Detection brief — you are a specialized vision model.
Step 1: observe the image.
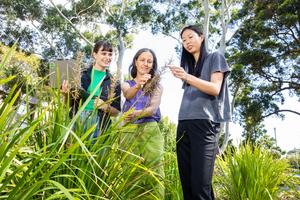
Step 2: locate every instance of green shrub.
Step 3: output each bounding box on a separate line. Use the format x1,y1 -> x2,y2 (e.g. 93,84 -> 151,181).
214,144 -> 290,200
0,47 -> 182,199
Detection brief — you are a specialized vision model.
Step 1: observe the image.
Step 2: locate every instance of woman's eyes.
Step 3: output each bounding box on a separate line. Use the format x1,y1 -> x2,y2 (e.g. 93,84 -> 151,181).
182,36 -> 194,42
99,52 -> 112,56
139,59 -> 153,64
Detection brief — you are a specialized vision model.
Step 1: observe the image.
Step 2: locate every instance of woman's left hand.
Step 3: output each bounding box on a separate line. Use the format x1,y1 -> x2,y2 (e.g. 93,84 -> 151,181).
168,65 -> 187,81
124,110 -> 141,122
94,98 -> 109,112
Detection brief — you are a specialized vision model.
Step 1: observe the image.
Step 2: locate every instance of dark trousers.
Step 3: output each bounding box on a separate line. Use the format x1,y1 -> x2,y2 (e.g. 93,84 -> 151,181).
176,119 -> 220,200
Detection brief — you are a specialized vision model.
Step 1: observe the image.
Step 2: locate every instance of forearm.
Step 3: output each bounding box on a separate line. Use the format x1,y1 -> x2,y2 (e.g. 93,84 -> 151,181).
136,86 -> 162,118
169,66 -> 223,96
98,104 -> 120,117
185,74 -> 221,96
123,84 -> 141,100
136,106 -> 158,118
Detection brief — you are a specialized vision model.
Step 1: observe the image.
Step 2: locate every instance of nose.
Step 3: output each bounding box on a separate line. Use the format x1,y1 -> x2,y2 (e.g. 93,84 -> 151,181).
185,39 -> 191,45
141,60 -> 149,65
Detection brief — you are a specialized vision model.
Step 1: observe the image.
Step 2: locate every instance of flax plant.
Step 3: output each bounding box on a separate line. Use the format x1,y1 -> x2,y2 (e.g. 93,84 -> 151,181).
0,47 -> 182,199
214,143 -> 290,200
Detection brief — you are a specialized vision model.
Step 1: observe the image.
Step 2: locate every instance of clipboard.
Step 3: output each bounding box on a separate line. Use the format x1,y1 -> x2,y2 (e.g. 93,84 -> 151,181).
49,59 -> 79,88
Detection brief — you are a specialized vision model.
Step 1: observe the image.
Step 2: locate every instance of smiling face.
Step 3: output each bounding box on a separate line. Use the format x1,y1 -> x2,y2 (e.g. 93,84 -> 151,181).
93,46 -> 113,70
135,51 -> 154,75
181,28 -> 204,57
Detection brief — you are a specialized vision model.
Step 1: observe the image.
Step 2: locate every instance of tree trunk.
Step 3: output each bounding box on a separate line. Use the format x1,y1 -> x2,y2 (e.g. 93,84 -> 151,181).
219,0 -> 227,54
201,0 -> 210,52
117,32 -> 124,80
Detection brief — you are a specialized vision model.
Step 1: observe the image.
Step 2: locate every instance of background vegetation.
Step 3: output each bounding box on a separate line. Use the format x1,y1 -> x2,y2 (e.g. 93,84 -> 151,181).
0,0 -> 299,199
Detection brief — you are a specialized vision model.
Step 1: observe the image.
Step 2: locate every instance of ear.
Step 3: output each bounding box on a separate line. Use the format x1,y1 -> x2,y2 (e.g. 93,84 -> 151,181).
200,35 -> 205,42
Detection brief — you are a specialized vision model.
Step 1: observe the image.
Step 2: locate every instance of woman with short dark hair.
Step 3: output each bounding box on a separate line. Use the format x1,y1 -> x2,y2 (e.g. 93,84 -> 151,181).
61,40 -> 121,140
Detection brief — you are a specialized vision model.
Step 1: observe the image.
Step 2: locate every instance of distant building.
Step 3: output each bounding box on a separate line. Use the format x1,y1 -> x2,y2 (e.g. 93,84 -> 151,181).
286,148 -> 300,158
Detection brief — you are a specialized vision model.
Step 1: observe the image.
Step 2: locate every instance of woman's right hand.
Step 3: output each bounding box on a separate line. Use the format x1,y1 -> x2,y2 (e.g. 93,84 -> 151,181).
168,65 -> 188,81
124,110 -> 142,122
136,74 -> 151,87
61,80 -> 69,95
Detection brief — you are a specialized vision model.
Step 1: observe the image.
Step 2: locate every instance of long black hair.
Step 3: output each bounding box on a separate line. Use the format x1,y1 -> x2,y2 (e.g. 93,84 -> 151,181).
180,25 -> 208,77
129,48 -> 158,78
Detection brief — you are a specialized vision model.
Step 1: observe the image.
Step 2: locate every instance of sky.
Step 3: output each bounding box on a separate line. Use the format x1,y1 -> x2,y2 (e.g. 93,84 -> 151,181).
118,30 -> 300,152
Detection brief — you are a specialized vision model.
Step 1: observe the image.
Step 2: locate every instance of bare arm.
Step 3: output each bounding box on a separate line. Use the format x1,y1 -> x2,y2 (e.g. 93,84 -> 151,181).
185,72 -> 224,96
106,105 -> 119,116
138,85 -> 163,117
125,85 -> 163,121
169,66 -> 224,96
122,74 -> 152,100
121,81 -> 141,100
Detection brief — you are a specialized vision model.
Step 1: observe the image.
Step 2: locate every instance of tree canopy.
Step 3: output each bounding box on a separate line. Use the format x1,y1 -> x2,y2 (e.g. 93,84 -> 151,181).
228,0 -> 300,142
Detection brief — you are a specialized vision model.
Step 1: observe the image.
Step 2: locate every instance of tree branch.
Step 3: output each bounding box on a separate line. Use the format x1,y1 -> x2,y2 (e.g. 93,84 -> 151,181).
262,109 -> 300,119
77,0 -> 98,16
30,20 -> 65,59
48,0 -> 93,46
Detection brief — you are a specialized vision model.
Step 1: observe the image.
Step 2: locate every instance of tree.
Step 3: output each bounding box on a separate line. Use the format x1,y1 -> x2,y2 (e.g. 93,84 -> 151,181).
45,0 -> 163,64
228,0 -> 300,143
0,42 -> 41,95
0,0 -> 39,49
148,0 -> 299,149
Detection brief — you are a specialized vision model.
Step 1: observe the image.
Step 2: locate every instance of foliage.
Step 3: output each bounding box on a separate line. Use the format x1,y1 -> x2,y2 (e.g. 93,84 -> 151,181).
279,151 -> 300,200
0,0 -> 160,60
214,143 -> 290,200
0,42 -> 41,97
0,47 -> 183,199
159,116 -> 177,152
279,168 -> 300,199
228,0 -> 300,142
256,134 -> 284,158
286,149 -> 300,169
0,86 -> 182,199
0,43 -> 40,69
159,117 -> 183,199
1,0 -> 299,148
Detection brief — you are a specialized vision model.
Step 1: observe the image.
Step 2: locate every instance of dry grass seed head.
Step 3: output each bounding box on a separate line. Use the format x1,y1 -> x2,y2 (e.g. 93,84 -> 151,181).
142,58 -> 172,96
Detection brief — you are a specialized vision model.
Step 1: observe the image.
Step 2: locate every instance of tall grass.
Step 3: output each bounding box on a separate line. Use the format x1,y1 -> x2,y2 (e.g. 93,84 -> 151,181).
214,144 -> 290,200
0,47 -> 182,199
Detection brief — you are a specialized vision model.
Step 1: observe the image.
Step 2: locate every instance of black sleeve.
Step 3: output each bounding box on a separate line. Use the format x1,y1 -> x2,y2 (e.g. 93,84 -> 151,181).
111,81 -> 121,111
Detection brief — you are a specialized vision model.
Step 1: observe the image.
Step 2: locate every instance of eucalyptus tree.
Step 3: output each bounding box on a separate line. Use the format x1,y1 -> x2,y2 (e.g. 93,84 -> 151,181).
0,0 -> 45,54
0,0 -> 83,59
228,0 -> 300,143
48,0 -> 160,74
